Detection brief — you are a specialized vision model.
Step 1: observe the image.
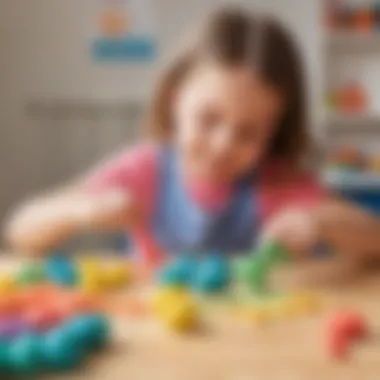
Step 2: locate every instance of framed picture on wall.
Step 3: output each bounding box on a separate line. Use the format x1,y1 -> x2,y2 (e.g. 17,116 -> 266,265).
91,0 -> 156,63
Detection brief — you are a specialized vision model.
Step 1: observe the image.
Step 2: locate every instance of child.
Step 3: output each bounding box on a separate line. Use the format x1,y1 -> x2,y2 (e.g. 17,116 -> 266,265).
5,9 -> 380,267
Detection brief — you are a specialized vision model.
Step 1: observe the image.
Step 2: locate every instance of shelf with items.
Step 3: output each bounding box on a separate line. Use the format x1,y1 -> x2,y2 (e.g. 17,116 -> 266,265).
325,0 -> 380,35
324,144 -> 380,190
323,1 -> 380,198
324,80 -> 371,130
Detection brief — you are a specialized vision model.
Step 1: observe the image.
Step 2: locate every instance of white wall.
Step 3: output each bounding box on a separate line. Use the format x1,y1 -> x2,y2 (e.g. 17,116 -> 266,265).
0,0 -> 322,225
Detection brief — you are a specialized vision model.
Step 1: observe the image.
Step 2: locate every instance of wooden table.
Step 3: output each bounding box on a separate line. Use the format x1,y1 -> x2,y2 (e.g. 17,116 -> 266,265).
2,256 -> 380,380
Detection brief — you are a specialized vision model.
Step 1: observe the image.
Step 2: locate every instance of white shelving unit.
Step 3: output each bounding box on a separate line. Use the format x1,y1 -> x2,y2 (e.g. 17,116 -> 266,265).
324,28 -> 380,190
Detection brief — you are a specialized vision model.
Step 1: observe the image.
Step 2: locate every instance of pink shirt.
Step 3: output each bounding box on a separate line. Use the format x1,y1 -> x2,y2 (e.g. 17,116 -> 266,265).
85,144 -> 325,263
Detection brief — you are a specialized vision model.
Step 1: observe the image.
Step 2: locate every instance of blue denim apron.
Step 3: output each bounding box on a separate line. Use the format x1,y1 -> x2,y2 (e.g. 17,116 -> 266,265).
152,148 -> 259,254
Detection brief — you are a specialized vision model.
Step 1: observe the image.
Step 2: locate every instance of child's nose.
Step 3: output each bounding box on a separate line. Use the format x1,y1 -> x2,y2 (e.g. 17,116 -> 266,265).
211,125 -> 234,157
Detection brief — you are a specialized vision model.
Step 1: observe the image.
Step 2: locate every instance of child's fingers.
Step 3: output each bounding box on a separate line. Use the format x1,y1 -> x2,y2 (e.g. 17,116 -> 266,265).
262,209 -> 318,254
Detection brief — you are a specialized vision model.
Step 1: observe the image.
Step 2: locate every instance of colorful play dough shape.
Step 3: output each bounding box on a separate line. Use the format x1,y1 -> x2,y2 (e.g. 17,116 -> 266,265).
192,255 -> 230,294
44,255 -> 77,287
152,288 -> 198,332
77,258 -> 105,293
0,318 -> 29,340
78,272 -> 104,294
233,242 -> 289,292
41,327 -> 85,370
0,275 -> 17,294
59,292 -> 98,315
16,263 -> 45,286
0,296 -> 21,316
102,262 -> 131,289
8,333 -> 42,374
156,256 -> 196,287
325,311 -> 368,359
63,314 -> 111,350
24,306 -> 62,332
0,340 -> 10,373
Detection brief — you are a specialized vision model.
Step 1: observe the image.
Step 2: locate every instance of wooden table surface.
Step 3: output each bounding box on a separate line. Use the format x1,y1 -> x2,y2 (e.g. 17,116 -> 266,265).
2,256 -> 380,380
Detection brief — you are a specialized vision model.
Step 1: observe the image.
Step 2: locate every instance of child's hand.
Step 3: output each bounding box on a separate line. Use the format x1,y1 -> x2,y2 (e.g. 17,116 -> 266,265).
262,208 -> 319,256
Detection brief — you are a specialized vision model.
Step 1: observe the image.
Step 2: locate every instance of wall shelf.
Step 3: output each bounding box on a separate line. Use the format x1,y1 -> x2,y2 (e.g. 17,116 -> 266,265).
326,113 -> 380,134
326,31 -> 380,52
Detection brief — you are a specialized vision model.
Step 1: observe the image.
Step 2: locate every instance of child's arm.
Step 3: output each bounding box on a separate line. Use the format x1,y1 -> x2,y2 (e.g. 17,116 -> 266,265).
5,186 -> 141,254
264,198 -> 380,259
4,144 -> 157,255
259,163 -> 380,258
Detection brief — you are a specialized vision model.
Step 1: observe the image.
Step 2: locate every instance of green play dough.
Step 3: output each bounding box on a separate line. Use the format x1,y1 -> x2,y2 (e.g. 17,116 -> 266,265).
232,242 -> 289,293
16,263 -> 45,286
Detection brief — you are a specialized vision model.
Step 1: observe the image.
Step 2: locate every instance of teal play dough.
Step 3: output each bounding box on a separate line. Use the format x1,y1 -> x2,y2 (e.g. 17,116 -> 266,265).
0,340 -> 10,374
64,314 -> 111,351
42,328 -> 85,370
193,255 -> 230,294
157,256 -> 196,287
8,333 -> 43,374
44,255 -> 77,287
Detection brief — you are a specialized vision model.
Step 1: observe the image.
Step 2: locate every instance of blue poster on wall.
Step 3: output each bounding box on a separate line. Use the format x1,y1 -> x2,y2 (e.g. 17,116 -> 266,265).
91,0 -> 156,63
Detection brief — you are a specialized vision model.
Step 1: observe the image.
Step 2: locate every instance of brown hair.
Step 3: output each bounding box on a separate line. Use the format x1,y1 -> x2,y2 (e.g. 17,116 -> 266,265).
147,8 -> 310,169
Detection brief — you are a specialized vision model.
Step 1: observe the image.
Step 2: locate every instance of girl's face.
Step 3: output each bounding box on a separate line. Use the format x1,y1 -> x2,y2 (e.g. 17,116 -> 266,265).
173,63 -> 284,184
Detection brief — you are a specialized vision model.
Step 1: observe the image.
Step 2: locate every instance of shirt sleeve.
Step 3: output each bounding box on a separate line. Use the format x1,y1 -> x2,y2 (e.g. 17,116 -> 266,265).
258,162 -> 326,223
83,144 -> 158,213
84,144 -> 164,265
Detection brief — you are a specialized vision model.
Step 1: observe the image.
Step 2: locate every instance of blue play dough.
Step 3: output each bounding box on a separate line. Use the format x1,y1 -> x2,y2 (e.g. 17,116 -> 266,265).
41,327 -> 85,370
44,255 -> 77,287
156,256 -> 196,287
8,333 -> 43,374
192,255 -> 230,293
63,314 -> 110,351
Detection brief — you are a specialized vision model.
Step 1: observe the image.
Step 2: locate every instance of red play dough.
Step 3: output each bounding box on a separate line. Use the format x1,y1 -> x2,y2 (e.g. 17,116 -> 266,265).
325,311 -> 368,359
64,292 -> 98,313
50,292 -> 98,318
327,312 -> 367,339
0,296 -> 22,316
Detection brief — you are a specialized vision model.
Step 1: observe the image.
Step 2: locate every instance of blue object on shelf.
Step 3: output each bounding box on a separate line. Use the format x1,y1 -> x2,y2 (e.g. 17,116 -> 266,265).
92,36 -> 156,62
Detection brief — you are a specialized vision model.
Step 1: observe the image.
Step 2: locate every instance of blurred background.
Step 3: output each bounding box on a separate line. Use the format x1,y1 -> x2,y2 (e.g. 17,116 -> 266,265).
1,0 -> 380,249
